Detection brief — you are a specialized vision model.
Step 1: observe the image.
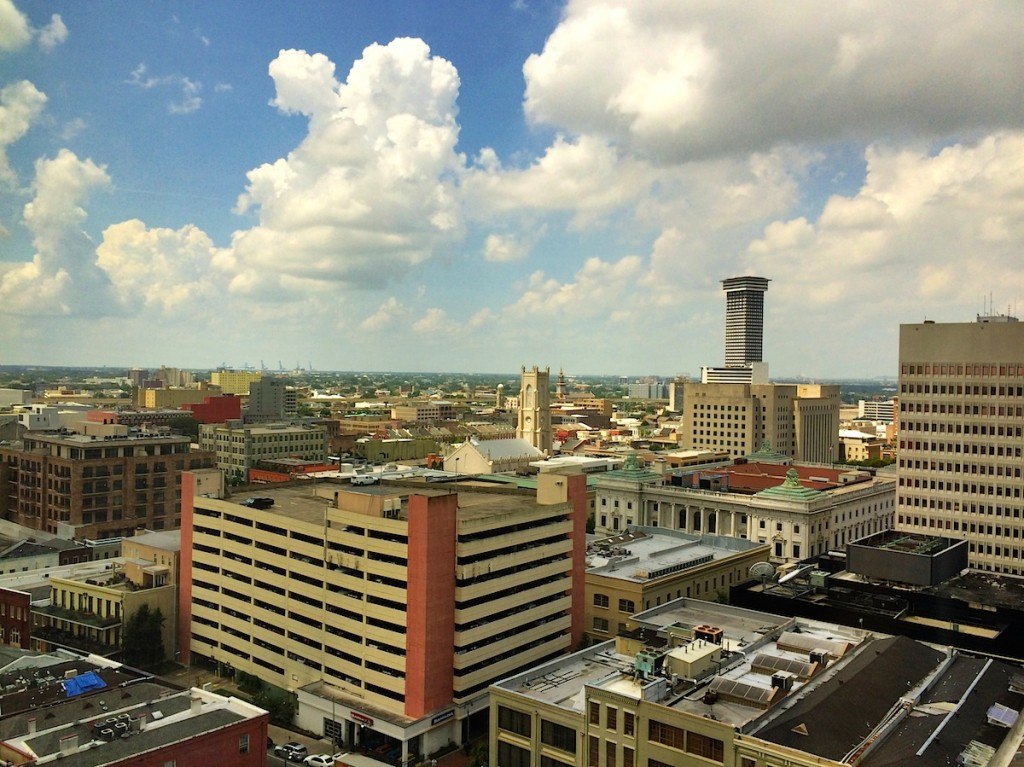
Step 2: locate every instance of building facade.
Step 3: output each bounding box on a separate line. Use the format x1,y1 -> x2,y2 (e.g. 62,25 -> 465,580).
181,470 -> 587,759
594,459 -> 895,562
896,318 -> 1024,573
210,369 -> 263,396
679,382 -> 840,462
0,425 -> 213,538
198,422 -> 328,477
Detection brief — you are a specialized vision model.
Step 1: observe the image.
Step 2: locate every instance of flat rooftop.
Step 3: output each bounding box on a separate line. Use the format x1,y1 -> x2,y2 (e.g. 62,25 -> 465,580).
587,527 -> 764,582
497,599 -> 1024,767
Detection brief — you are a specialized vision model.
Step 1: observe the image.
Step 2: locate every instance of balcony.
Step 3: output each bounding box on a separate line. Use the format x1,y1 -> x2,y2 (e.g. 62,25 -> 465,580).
32,625 -> 121,657
34,604 -> 121,630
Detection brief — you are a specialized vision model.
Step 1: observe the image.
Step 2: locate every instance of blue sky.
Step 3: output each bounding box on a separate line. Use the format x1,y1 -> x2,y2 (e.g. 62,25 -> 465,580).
2,1 -> 1023,377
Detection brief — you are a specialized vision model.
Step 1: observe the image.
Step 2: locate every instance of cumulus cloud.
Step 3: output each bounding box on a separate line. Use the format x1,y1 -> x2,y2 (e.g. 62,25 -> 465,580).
0,0 -> 31,52
0,149 -> 120,316
483,227 -> 546,263
745,132 -> 1024,317
524,1 -> 1024,161
0,80 -> 47,183
127,64 -> 203,115
96,220 -> 227,312
507,255 -> 644,318
37,14 -> 67,52
360,296 -> 409,332
230,40 -> 465,295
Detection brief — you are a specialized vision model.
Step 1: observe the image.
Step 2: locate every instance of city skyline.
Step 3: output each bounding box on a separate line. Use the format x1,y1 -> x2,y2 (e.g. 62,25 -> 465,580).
2,1 -> 1023,377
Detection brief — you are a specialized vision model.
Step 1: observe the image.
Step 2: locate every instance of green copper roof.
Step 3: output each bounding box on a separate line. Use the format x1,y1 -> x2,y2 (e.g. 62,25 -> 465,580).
744,439 -> 792,464
600,450 -> 662,483
755,468 -> 822,500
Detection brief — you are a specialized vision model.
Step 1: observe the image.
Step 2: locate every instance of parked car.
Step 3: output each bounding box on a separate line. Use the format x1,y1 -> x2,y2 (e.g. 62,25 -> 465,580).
304,754 -> 345,767
274,742 -> 309,762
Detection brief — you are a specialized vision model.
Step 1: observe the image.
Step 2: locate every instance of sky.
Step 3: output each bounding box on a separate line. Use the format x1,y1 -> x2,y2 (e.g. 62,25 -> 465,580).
1,1 -> 1023,378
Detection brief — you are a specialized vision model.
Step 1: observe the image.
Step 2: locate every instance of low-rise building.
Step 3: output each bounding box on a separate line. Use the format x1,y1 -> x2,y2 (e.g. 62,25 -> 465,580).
594,454 -> 896,561
199,421 -> 328,478
444,437 -> 545,474
490,599 -> 1024,767
585,527 -> 769,639
0,650 -> 268,767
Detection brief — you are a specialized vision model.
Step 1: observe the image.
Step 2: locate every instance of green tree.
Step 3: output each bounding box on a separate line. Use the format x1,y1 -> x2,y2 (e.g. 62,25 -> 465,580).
122,605 -> 165,669
167,415 -> 200,440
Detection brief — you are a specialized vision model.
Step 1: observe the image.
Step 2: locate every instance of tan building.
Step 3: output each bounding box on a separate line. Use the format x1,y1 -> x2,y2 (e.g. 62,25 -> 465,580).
897,317 -> 1024,573
490,600 -> 1024,767
585,527 -> 769,639
517,366 -> 553,453
0,423 -> 213,539
198,421 -> 328,477
594,456 -> 895,561
32,554 -> 176,659
444,437 -> 545,474
839,429 -> 886,462
391,401 -> 458,423
679,381 -> 840,462
210,369 -> 263,395
138,384 -> 221,408
180,469 -> 588,759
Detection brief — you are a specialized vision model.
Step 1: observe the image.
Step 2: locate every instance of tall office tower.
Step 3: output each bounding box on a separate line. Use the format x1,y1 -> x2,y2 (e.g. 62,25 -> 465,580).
517,365 -> 552,453
722,276 -> 770,366
246,376 -> 286,421
896,316 -> 1024,574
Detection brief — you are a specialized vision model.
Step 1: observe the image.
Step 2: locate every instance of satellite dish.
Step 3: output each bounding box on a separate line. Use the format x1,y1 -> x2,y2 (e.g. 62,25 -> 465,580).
749,561 -> 777,581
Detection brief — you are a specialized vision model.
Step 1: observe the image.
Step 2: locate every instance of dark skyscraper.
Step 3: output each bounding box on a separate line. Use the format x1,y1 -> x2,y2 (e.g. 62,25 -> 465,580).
722,276 -> 770,366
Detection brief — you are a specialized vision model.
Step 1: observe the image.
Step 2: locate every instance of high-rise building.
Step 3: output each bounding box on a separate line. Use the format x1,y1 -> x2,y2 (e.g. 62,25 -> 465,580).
895,316 -> 1024,574
678,381 -> 840,461
180,469 -> 587,758
722,275 -> 770,366
210,369 -> 262,395
517,365 -> 552,454
245,377 -> 295,422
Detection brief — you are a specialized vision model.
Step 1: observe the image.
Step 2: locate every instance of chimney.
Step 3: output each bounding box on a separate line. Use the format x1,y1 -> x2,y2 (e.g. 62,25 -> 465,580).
190,696 -> 202,715
59,733 -> 79,756
137,714 -> 147,731
27,717 -> 36,735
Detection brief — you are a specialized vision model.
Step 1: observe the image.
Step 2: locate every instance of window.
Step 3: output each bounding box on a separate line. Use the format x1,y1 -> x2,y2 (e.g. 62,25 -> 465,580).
588,736 -> 599,767
593,593 -> 609,608
499,741 -> 531,767
740,758 -> 757,767
606,741 -> 617,767
498,706 -> 531,737
541,720 -> 577,754
618,599 -> 635,613
593,617 -> 609,632
607,707 -> 617,730
589,701 -> 600,725
623,711 -> 635,737
686,732 -> 724,762
649,720 -> 684,750
623,747 -> 634,767
238,734 -> 250,754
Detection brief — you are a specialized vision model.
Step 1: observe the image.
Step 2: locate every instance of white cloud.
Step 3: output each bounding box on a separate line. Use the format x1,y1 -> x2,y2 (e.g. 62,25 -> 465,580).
37,14 -> 67,52
127,64 -> 203,115
507,255 -> 644,319
0,149 -> 119,316
59,117 -> 86,141
0,80 -> 46,183
524,1 -> 1024,161
483,227 -> 546,263
96,219 -> 226,312
230,40 -> 465,294
744,132 -> 1024,321
412,307 -> 457,335
360,296 -> 409,332
0,0 -> 31,52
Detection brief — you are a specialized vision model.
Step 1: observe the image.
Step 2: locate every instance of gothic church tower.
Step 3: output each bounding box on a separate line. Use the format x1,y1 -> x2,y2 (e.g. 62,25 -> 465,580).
516,365 -> 552,454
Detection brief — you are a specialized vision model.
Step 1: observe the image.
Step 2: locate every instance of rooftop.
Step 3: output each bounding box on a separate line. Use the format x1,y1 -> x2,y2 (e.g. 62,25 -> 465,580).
587,527 -> 766,582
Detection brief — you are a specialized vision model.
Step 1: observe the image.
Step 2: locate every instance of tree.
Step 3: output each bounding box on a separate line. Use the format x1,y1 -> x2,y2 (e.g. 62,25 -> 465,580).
122,604 -> 165,669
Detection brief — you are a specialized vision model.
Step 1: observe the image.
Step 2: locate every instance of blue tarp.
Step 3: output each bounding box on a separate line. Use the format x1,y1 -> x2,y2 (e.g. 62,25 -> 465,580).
63,670 -> 107,697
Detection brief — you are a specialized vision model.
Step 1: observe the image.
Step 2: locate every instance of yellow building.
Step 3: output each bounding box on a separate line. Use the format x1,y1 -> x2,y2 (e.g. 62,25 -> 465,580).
210,369 -> 262,395
34,556 -> 176,659
585,527 -> 769,640
181,469 -> 589,761
139,384 -> 222,408
491,600 -> 1024,767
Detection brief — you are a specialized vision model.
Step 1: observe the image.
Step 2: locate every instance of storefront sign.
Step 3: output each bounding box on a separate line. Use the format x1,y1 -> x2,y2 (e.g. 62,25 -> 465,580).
431,710 -> 455,725
351,712 -> 374,726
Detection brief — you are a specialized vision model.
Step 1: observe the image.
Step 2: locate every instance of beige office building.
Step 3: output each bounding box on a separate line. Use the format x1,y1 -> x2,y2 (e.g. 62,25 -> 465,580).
678,381 -> 840,462
210,369 -> 263,395
198,422 -> 328,476
180,470 -> 587,759
896,317 -> 1024,573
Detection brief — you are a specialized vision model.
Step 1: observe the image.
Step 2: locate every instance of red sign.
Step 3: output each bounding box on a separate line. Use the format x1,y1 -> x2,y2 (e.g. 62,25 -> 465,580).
351,712 -> 374,726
